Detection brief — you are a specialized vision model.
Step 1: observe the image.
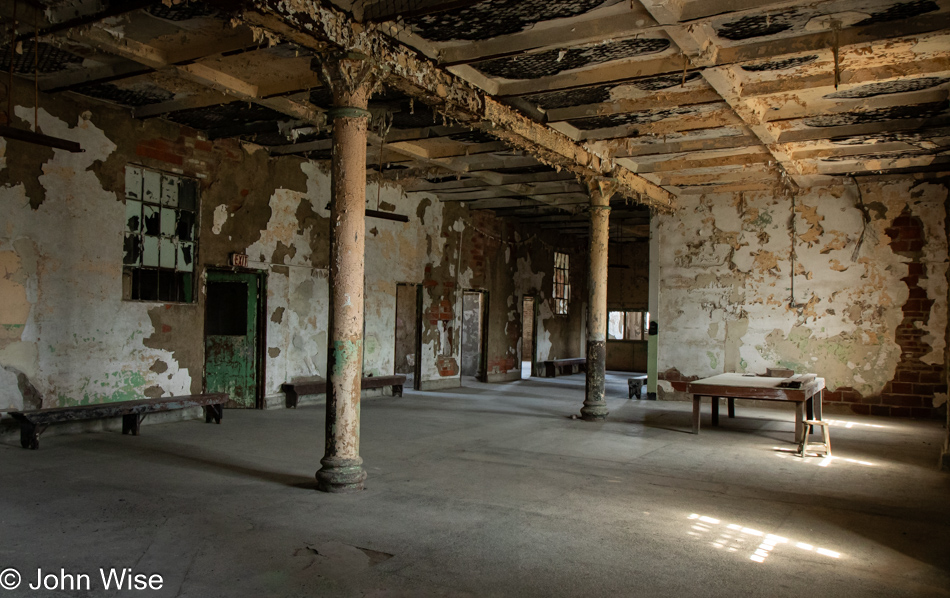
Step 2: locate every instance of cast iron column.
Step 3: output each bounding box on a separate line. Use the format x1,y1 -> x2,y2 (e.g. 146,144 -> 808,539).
581,182 -> 614,421
316,53 -> 379,493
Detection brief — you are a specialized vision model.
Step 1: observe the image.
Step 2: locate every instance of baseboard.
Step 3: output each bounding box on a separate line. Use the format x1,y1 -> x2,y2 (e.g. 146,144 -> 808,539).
419,377 -> 461,391
486,370 -> 522,383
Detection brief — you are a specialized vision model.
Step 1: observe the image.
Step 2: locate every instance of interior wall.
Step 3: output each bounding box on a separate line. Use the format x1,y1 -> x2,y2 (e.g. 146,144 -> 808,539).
0,82 -> 537,410
654,179 -> 949,417
510,233 -> 587,370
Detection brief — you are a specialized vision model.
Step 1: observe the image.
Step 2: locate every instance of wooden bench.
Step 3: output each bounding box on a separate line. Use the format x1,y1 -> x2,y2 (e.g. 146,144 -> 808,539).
628,375 -> 648,399
282,375 -> 407,408
8,393 -> 227,450
542,358 -> 587,378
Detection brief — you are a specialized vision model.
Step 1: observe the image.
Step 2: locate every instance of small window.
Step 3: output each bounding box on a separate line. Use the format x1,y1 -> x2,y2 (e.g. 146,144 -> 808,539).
122,166 -> 198,303
553,251 -> 570,315
608,311 -> 650,340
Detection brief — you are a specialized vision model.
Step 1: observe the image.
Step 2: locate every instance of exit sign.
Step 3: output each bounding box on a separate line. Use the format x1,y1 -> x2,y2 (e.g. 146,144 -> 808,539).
230,253 -> 249,268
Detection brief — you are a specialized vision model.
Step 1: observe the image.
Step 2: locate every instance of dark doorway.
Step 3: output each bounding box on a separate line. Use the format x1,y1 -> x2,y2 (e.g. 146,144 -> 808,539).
460,290 -> 487,379
395,283 -> 421,389
204,270 -> 264,408
522,295 -> 536,378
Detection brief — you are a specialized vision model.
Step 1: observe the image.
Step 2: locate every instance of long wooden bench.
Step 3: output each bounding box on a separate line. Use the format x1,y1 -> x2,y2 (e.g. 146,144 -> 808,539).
8,393 -> 227,450
282,375 -> 407,408
542,358 -> 587,378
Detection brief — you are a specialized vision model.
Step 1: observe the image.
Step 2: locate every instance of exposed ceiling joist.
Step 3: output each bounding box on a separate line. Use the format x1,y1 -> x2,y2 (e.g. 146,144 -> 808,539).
241,0 -> 676,211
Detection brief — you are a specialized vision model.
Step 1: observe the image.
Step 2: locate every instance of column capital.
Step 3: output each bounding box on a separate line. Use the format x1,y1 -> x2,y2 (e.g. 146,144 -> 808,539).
586,178 -> 618,205
313,51 -> 386,109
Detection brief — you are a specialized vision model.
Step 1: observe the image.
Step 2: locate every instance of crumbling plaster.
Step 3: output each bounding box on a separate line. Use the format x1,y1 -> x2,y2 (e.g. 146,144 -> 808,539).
656,178 -> 948,409
0,107 -> 192,409
0,80 -> 584,413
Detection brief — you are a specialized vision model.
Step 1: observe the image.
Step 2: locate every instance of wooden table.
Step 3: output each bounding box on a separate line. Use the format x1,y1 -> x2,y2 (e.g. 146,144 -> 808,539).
686,373 -> 825,438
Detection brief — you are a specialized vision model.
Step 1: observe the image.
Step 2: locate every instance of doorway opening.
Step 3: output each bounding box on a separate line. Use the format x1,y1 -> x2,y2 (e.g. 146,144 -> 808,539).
522,296 -> 536,378
395,283 -> 422,390
204,270 -> 266,409
461,290 -> 487,381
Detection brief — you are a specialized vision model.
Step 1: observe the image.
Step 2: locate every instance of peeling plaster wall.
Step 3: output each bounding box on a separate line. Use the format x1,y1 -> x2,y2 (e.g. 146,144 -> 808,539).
655,179 -> 948,417
511,233 -> 588,370
0,80 -> 582,417
0,99 -> 194,410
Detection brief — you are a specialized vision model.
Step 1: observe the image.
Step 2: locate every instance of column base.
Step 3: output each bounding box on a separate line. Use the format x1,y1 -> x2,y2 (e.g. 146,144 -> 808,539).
316,456 -> 367,493
580,403 -> 609,421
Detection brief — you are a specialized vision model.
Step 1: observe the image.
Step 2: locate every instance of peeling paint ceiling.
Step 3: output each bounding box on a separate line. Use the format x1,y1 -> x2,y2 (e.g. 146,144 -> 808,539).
1,0 -> 949,238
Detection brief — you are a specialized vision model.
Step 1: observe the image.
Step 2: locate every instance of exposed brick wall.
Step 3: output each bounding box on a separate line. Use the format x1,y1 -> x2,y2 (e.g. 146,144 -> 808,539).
134,127 -> 241,180
824,209 -> 947,418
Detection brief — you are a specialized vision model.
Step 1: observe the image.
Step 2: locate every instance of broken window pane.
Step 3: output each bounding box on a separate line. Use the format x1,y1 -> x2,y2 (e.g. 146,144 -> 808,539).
176,210 -> 195,241
160,207 -> 176,237
160,238 -> 176,269
143,205 -> 160,236
142,169 -> 161,203
142,236 -> 160,267
161,174 -> 179,207
123,234 -> 142,266
125,167 -> 142,200
125,199 -> 142,232
178,242 -> 194,272
178,179 -> 197,211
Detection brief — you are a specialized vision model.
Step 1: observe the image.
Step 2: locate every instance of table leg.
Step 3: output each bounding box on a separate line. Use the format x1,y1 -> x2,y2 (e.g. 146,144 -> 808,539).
692,395 -> 701,434
727,397 -> 735,418
795,402 -> 804,442
814,389 -> 823,421
711,396 -> 720,426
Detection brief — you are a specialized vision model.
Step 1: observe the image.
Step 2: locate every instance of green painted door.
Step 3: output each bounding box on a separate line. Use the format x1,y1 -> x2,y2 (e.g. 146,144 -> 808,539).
205,271 -> 260,408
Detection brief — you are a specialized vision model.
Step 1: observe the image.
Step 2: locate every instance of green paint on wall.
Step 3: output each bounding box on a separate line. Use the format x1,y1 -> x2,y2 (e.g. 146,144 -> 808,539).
707,351 -> 718,370
752,210 -> 773,228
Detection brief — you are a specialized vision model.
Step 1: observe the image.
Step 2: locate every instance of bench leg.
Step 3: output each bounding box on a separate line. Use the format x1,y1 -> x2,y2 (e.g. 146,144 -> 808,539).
285,389 -> 299,409
19,421 -> 39,450
795,402 -> 804,442
393,384 -> 403,397
692,396 -> 701,434
635,381 -> 643,399
728,398 -> 735,419
122,414 -> 141,436
628,381 -> 634,399
205,404 -> 223,424
712,396 -> 720,426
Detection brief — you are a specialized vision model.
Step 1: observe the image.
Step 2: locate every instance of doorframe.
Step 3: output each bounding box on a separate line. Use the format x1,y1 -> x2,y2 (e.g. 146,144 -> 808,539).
203,267 -> 267,409
394,282 -> 422,391
414,284 -> 423,390
462,288 -> 489,382
523,294 -> 539,378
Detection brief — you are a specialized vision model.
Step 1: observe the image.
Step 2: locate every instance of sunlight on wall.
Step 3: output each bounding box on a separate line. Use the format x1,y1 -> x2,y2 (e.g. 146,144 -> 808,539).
687,514 -> 842,563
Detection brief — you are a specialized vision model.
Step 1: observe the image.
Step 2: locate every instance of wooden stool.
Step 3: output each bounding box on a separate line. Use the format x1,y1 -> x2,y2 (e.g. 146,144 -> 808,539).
628,375 -> 648,399
798,419 -> 831,458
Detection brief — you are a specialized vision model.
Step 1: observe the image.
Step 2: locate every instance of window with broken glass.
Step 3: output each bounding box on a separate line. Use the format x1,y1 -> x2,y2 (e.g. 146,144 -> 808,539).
553,251 -> 570,315
122,166 -> 198,303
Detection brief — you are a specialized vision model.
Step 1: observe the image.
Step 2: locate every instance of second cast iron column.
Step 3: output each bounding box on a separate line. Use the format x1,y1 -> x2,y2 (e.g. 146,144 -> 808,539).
581,182 -> 613,421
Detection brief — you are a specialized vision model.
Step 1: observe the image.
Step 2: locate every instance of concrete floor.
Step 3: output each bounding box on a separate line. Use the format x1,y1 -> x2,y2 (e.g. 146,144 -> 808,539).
1,372 -> 948,597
